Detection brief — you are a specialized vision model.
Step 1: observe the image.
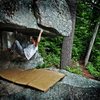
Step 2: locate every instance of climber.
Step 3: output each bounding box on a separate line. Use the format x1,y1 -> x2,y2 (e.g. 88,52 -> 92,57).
11,29 -> 43,60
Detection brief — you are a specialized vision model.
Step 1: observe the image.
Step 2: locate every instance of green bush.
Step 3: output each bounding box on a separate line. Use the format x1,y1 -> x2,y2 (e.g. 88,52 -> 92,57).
66,66 -> 82,75
38,37 -> 63,68
87,62 -> 100,79
90,33 -> 100,72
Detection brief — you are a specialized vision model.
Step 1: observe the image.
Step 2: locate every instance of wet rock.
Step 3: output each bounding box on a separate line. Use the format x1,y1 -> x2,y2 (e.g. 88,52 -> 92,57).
0,67 -> 100,100
0,0 -> 72,36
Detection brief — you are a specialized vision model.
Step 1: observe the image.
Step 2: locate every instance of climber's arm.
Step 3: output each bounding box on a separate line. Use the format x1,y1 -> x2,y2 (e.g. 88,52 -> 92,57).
35,29 -> 43,47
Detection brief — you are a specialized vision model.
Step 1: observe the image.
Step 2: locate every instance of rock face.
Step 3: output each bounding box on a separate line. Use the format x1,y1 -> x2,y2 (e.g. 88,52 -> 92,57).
0,0 -> 72,36
0,51 -> 44,70
36,0 -> 72,36
10,52 -> 44,70
0,68 -> 100,100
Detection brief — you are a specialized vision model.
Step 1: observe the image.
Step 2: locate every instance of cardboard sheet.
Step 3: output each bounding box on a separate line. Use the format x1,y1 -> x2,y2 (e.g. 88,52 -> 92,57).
0,68 -> 65,92
0,69 -> 23,82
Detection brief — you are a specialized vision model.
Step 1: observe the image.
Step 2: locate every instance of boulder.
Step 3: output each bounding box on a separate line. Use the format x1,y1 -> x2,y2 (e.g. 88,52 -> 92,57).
0,51 -> 44,70
9,52 -> 44,70
0,67 -> 100,100
0,0 -> 72,36
36,0 -> 72,36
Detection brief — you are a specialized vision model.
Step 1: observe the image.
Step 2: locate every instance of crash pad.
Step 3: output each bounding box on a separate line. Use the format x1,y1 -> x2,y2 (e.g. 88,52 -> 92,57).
0,68 -> 65,92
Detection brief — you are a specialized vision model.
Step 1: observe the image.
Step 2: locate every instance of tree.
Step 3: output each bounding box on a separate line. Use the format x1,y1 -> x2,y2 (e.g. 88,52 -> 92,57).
60,0 -> 76,68
82,0 -> 100,66
84,21 -> 100,66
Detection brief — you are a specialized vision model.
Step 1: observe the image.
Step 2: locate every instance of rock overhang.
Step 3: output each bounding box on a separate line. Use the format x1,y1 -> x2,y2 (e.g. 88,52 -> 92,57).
0,0 -> 72,37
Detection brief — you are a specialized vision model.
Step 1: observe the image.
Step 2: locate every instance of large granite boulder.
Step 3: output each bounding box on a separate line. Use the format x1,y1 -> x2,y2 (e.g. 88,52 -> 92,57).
0,67 -> 100,100
0,50 -> 44,70
9,52 -> 44,70
0,0 -> 72,36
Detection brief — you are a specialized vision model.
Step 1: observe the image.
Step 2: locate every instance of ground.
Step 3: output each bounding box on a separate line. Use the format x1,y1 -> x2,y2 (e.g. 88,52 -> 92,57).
70,60 -> 96,80
81,66 -> 95,79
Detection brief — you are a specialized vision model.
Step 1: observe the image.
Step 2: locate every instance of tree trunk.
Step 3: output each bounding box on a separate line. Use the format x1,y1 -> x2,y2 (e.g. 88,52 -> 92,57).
60,0 -> 76,68
84,22 -> 100,66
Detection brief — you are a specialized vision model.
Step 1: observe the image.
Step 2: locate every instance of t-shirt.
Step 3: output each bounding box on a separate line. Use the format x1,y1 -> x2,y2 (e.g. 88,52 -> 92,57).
24,44 -> 38,60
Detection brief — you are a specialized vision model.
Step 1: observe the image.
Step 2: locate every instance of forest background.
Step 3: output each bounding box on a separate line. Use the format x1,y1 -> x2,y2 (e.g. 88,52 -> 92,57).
38,0 -> 100,80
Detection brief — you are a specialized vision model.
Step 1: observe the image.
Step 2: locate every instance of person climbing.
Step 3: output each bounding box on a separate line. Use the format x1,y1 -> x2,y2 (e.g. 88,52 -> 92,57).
11,29 -> 43,60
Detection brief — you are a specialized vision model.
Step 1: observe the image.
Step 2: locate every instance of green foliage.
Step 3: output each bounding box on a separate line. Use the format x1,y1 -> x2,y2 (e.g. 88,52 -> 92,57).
72,36 -> 83,60
66,66 -> 82,75
38,37 -> 63,68
72,0 -> 100,79
87,62 -> 100,79
90,33 -> 100,72
38,0 -> 100,79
